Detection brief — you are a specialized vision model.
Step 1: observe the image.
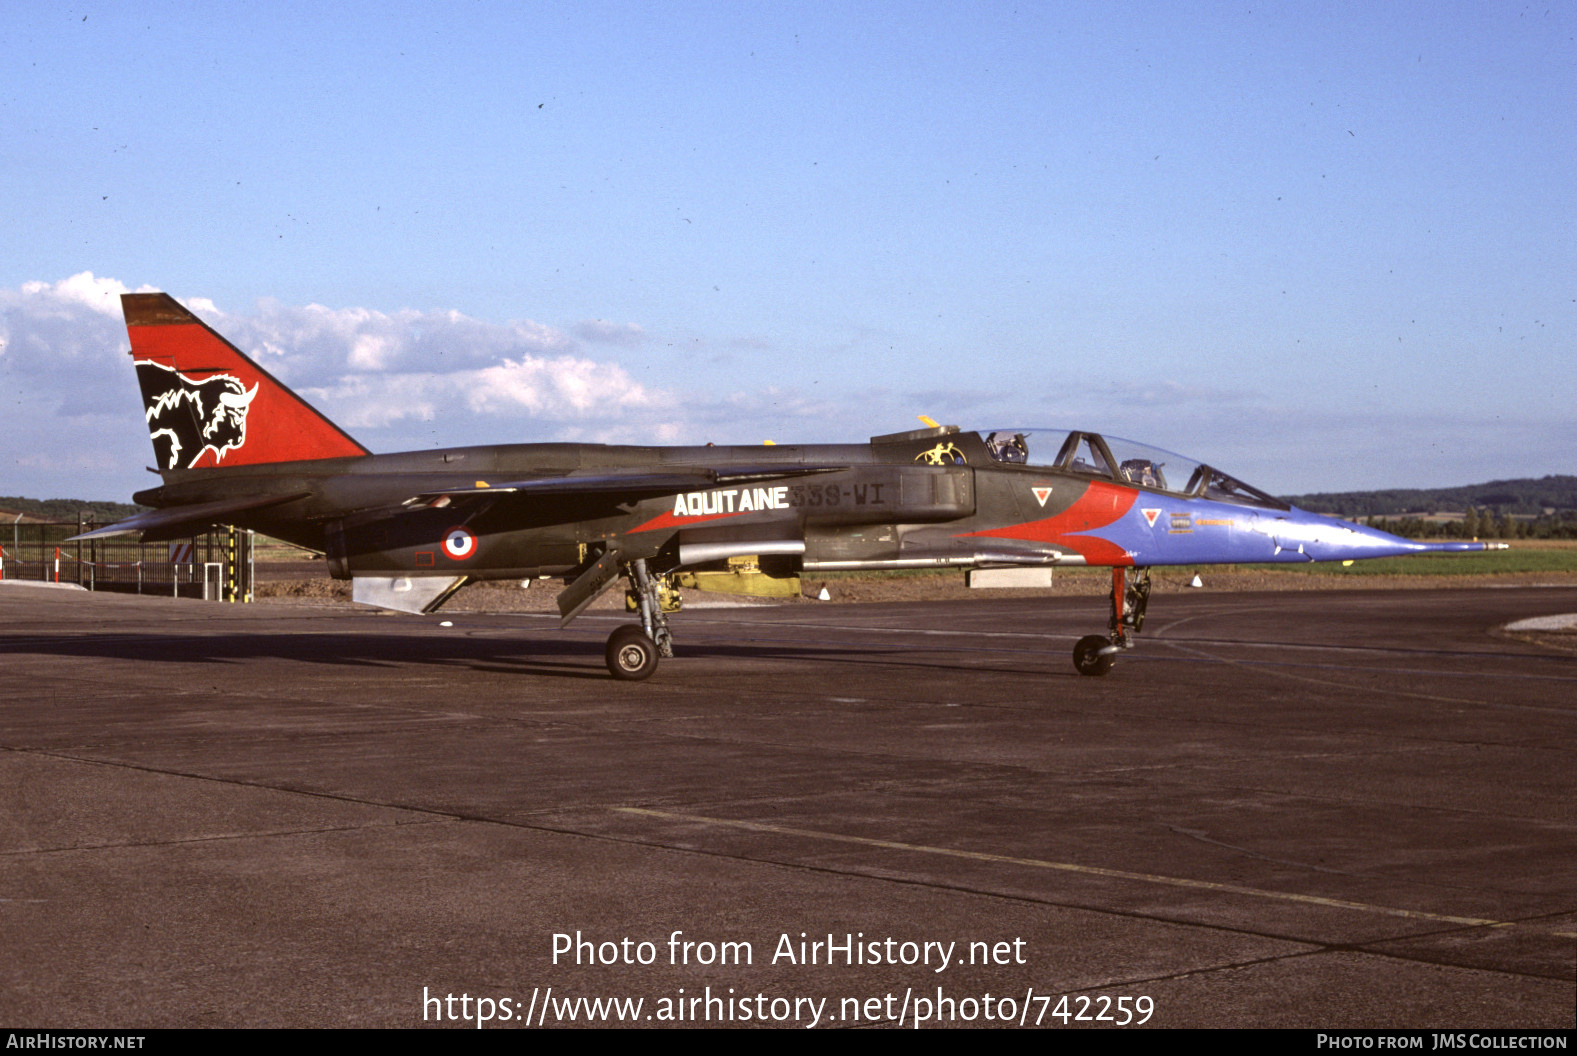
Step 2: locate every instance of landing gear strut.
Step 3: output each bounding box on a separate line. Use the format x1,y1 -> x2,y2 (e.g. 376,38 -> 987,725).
1073,566 -> 1151,677
605,558 -> 675,681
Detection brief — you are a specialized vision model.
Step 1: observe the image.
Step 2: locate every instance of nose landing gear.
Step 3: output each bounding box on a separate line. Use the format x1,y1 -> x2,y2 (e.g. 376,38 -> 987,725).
1072,566 -> 1150,677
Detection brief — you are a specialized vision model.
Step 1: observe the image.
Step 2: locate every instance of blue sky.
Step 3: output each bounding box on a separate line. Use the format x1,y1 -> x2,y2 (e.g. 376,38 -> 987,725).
2,1 -> 1573,501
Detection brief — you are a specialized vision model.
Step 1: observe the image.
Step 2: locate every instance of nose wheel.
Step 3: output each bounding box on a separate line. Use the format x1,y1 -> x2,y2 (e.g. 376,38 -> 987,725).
1072,567 -> 1150,676
1073,635 -> 1115,676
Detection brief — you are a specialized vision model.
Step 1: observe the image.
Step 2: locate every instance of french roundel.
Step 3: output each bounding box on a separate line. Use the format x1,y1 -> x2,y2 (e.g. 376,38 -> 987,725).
442,526 -> 476,560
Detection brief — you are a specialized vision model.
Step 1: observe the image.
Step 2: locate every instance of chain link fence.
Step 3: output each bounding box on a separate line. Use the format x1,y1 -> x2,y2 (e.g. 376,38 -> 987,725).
0,519 -> 254,601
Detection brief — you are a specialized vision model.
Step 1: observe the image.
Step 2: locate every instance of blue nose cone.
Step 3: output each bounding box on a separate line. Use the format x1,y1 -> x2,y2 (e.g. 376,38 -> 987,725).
1275,507 -> 1505,561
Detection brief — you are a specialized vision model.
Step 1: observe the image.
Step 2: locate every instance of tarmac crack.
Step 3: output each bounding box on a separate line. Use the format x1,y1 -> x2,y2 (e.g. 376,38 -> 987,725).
1153,641 -> 1577,713
1160,823 -> 1398,883
609,808 -> 1577,949
0,744 -> 470,826
0,817 -> 452,858
1066,936 -> 1577,997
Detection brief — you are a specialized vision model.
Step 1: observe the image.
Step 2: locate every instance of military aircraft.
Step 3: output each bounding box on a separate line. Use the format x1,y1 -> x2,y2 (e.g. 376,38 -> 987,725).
78,292 -> 1505,680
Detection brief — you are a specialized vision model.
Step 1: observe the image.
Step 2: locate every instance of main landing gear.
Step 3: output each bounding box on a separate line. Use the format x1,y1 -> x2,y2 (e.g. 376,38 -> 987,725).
1073,566 -> 1151,677
605,558 -> 676,681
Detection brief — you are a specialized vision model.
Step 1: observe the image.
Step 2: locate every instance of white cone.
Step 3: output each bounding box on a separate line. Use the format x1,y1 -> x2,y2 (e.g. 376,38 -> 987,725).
1189,575 -> 1203,588
817,587 -> 831,601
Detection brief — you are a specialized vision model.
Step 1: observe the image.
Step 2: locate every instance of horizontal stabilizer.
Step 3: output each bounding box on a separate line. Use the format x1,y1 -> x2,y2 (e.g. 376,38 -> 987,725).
67,492 -> 311,542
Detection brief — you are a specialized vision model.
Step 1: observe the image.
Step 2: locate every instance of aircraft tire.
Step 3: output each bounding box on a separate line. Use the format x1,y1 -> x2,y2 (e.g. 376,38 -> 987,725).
1073,635 -> 1115,677
607,625 -> 660,681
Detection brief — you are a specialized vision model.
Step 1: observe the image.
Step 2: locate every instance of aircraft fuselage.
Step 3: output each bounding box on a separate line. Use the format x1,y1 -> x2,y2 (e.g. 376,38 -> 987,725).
132,425 -> 1441,588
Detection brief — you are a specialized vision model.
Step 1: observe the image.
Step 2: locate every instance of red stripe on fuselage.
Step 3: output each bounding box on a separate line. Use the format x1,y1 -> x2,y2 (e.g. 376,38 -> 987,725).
629,509 -> 748,534
959,479 -> 1138,565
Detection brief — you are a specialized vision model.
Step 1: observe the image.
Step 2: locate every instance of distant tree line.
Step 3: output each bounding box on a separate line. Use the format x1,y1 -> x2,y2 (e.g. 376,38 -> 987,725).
1362,509 -> 1577,540
0,496 -> 143,522
1286,475 -> 1577,519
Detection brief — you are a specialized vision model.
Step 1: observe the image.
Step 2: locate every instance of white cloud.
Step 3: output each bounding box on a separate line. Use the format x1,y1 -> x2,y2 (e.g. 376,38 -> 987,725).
297,356 -> 666,431
25,284 -> 673,428
348,332 -> 397,371
13,271 -> 156,317
0,274 -> 146,418
469,356 -> 656,415
574,319 -> 647,347
191,301 -> 670,431
0,276 -> 689,498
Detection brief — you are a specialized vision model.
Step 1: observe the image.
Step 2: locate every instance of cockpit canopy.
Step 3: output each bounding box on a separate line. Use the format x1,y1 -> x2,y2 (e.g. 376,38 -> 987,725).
980,429 -> 1288,510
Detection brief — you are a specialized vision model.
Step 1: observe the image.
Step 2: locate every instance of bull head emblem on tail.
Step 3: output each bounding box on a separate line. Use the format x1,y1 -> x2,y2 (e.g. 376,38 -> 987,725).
136,361 -> 259,469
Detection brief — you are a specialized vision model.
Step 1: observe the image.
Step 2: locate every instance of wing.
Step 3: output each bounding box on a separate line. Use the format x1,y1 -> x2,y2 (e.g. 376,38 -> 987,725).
404,464 -> 848,506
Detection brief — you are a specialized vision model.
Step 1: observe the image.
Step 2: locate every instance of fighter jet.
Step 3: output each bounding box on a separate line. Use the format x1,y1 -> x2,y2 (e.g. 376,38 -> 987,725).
78,293 -> 1506,680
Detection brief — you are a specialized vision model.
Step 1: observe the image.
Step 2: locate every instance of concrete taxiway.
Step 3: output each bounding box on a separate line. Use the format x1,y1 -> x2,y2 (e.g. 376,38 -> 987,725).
1,583 -> 1574,1028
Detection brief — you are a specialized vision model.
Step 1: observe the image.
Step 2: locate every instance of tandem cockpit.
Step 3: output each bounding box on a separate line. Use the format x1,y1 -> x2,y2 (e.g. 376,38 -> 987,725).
979,429 -> 1288,511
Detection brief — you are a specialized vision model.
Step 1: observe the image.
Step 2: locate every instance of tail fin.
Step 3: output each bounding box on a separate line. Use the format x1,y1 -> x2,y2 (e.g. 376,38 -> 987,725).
123,292 -> 369,470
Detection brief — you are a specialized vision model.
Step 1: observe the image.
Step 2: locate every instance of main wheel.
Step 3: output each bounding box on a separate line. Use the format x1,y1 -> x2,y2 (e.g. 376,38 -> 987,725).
1073,635 -> 1115,677
606,625 -> 660,681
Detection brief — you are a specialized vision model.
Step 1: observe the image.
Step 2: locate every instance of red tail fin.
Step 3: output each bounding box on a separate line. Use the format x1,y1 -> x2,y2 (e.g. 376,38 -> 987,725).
123,293 -> 369,470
